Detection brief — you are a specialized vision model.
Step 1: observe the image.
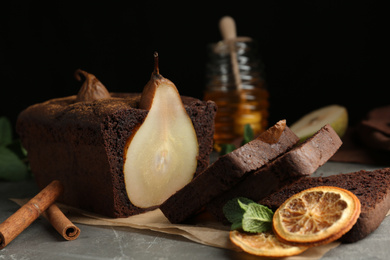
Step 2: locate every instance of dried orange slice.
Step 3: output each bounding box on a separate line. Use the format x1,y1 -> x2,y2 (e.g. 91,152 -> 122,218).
273,186 -> 361,247
230,230 -> 308,257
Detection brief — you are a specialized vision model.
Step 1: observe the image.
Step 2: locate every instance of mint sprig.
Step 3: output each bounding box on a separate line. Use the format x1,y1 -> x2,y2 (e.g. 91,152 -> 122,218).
241,202 -> 274,233
0,116 -> 30,181
223,197 -> 274,233
223,197 -> 254,230
0,116 -> 13,147
219,124 -> 255,156
241,123 -> 254,146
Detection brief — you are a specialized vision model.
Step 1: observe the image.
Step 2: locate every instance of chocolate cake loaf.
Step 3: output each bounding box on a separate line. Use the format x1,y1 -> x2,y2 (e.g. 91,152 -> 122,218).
207,124 -> 342,222
259,168 -> 390,243
17,92 -> 216,218
160,120 -> 300,224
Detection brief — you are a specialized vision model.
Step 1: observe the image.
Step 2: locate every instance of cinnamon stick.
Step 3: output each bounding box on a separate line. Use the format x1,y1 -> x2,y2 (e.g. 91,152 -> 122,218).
0,180 -> 63,249
41,204 -> 80,241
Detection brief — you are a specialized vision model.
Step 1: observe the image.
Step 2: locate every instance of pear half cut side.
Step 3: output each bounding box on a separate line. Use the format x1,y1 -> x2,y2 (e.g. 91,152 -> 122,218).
124,83 -> 199,209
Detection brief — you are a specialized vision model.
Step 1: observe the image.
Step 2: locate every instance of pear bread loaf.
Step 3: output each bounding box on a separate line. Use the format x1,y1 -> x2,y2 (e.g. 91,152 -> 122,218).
259,168 -> 390,243
17,93 -> 216,218
159,120 -> 300,224
207,124 -> 343,222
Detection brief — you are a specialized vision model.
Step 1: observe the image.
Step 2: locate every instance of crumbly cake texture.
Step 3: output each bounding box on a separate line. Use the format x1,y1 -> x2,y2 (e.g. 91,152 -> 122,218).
207,124 -> 342,222
159,123 -> 300,224
16,93 -> 216,218
259,168 -> 390,243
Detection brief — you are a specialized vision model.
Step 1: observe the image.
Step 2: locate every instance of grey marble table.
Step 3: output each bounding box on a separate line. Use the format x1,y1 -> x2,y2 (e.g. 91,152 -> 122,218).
0,162 -> 389,260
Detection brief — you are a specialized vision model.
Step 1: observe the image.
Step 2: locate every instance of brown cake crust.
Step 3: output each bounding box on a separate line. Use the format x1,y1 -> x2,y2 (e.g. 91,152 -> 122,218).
259,168 -> 390,243
159,122 -> 300,224
357,105 -> 390,151
207,124 -> 342,222
17,93 -> 216,218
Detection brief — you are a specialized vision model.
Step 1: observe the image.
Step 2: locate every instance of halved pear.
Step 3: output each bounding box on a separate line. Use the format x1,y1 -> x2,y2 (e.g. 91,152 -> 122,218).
290,104 -> 348,142
123,53 -> 199,208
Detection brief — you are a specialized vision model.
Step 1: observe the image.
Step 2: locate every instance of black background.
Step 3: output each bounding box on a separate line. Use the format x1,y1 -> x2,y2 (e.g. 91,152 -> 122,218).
1,1 -> 386,135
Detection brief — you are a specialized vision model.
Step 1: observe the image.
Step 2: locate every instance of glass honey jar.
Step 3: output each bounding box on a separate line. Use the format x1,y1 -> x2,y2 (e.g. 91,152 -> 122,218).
204,39 -> 269,148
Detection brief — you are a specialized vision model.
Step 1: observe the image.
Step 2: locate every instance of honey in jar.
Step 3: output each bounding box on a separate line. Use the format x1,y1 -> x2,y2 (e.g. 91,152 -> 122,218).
204,40 -> 269,147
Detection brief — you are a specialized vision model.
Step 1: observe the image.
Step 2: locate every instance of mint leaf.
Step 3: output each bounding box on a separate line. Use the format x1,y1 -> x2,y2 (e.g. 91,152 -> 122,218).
241,124 -> 254,145
242,217 -> 272,233
242,203 -> 274,233
237,198 -> 251,211
218,124 -> 255,156
245,203 -> 274,223
230,222 -> 244,231
219,143 -> 236,156
0,117 -> 13,147
223,197 -> 274,233
7,139 -> 27,159
0,146 -> 29,181
223,197 -> 255,230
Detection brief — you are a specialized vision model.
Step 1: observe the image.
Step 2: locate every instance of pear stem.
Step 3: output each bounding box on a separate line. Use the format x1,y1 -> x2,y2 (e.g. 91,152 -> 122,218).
154,51 -> 160,75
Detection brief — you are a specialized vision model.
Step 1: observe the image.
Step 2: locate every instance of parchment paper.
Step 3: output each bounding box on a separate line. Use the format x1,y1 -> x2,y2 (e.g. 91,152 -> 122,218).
11,198 -> 341,259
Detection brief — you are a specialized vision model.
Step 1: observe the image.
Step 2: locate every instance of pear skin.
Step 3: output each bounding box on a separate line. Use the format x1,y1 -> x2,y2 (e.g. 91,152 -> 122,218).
123,52 -> 199,208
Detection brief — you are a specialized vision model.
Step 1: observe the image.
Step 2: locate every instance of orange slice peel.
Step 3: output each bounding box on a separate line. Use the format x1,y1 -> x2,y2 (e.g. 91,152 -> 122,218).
230,230 -> 308,257
272,186 -> 361,247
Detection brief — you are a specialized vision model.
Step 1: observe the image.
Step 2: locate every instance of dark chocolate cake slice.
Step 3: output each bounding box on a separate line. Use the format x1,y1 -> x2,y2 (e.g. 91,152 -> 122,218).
17,93 -> 216,217
159,120 -> 300,224
357,105 -> 390,151
259,168 -> 390,243
207,124 -> 342,222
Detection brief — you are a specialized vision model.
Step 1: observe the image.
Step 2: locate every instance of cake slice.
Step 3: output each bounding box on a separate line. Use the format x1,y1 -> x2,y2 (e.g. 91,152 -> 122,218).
357,105 -> 390,151
259,168 -> 390,243
207,124 -> 342,222
159,120 -> 300,224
